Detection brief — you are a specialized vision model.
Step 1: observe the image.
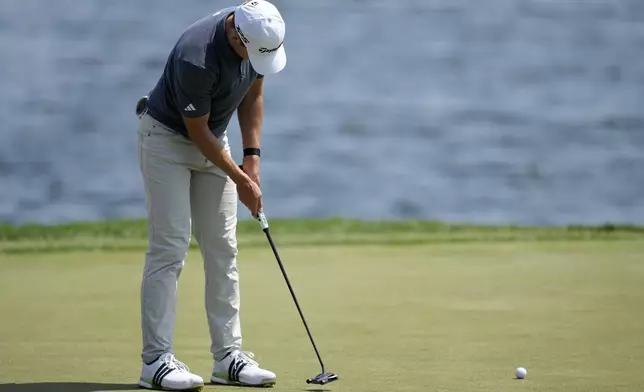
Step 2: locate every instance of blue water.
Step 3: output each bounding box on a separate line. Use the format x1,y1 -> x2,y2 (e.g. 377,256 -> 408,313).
1,0 -> 643,225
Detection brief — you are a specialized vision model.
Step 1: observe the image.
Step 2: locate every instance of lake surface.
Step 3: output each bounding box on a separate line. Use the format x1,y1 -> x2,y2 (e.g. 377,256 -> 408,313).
1,0 -> 643,225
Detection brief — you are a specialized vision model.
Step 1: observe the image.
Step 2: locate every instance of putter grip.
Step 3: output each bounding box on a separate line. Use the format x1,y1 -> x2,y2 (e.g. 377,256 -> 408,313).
257,211 -> 269,230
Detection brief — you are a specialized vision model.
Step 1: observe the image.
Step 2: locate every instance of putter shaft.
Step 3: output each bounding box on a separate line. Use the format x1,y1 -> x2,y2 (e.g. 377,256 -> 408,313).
261,225 -> 327,373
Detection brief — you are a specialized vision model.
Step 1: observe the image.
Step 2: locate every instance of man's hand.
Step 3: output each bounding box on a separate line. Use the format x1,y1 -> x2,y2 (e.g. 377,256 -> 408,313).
240,155 -> 261,214
241,155 -> 260,188
236,176 -> 262,217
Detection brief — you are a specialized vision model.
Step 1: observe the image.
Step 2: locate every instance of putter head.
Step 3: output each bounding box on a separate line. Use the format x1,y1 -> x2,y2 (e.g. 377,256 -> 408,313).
306,372 -> 339,385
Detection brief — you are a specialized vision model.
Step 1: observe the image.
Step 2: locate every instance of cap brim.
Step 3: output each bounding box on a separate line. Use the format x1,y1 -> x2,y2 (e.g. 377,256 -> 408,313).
248,45 -> 286,76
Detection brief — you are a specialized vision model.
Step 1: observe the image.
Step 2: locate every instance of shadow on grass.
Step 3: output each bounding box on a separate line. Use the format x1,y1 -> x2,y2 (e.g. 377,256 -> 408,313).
0,383 -> 137,392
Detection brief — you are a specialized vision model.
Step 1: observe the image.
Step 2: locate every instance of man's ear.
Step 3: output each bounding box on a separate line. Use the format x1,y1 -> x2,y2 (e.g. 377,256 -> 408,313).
229,33 -> 241,47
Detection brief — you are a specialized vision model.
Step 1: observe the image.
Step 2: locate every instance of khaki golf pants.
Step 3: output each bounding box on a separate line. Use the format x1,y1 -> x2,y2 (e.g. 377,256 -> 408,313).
137,113 -> 241,364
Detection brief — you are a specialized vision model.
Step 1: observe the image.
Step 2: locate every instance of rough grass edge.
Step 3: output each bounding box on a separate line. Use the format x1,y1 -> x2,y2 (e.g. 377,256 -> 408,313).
1,218 -> 643,254
2,218 -> 644,238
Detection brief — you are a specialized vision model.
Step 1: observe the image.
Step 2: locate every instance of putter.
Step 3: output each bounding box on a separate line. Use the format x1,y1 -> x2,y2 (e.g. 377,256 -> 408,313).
256,211 -> 339,386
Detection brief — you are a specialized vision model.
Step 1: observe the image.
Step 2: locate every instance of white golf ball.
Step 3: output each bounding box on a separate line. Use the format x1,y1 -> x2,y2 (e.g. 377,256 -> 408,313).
515,367 -> 527,379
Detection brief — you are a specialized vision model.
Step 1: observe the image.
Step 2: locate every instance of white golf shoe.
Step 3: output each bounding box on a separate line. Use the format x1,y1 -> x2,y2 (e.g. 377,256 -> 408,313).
211,350 -> 277,387
139,353 -> 204,391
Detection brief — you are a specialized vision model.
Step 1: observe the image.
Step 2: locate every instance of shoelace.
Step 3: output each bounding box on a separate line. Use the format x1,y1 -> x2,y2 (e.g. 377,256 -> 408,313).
236,351 -> 259,367
163,354 -> 190,373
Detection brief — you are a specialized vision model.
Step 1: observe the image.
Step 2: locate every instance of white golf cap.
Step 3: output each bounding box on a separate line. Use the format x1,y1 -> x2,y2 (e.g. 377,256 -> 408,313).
234,0 -> 286,75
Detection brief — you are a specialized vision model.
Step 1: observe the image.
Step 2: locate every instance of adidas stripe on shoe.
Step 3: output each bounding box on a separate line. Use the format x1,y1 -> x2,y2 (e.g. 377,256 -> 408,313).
211,350 -> 276,387
139,353 -> 204,391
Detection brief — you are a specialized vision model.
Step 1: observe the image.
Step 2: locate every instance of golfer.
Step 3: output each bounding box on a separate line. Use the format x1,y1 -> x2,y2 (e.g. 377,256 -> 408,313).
135,1 -> 286,390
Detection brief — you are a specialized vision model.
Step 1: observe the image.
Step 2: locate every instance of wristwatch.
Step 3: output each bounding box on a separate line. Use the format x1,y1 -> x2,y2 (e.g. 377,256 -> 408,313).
243,148 -> 261,157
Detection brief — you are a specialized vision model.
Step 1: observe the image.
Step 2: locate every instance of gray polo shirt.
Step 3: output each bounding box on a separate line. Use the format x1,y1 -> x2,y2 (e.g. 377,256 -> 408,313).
146,7 -> 262,139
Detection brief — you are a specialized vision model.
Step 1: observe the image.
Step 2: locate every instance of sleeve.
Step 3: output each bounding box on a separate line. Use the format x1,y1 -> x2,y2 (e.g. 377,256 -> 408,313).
172,60 -> 214,118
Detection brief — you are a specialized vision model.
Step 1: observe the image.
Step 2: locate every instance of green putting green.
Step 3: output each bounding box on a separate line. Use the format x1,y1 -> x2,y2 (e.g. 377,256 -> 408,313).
1,221 -> 643,391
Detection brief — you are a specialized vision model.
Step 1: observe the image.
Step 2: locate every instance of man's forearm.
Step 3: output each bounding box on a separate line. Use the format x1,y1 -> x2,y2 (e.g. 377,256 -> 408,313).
238,84 -> 263,149
186,121 -> 247,184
